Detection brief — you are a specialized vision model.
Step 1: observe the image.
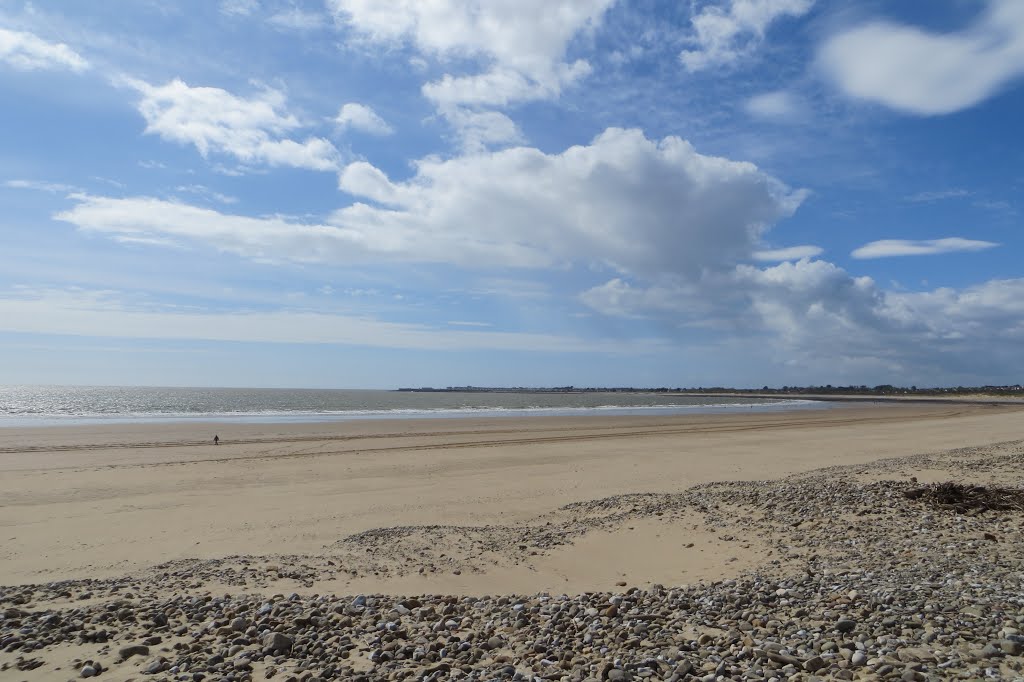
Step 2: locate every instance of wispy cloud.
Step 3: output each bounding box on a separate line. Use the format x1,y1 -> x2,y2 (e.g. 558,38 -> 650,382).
680,0 -> 814,72
0,27 -> 89,72
745,90 -> 804,120
447,321 -> 493,328
268,8 -> 326,32
220,0 -> 259,17
0,287 -> 668,354
4,179 -> 81,194
905,189 -> 970,202
174,184 -> 239,205
851,238 -> 999,259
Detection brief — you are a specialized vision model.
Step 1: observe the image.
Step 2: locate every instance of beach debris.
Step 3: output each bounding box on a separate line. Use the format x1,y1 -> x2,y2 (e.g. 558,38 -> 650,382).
903,481 -> 1024,513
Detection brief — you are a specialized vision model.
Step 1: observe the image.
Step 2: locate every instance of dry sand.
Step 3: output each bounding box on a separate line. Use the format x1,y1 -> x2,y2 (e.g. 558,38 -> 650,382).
1,402 -> 1022,592
3,403 -> 1024,681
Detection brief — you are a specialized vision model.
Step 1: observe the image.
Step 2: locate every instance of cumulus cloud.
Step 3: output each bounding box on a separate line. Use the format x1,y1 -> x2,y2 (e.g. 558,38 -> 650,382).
579,279 -> 707,318
680,0 -> 814,72
329,0 -> 615,147
0,27 -> 89,72
333,128 -> 806,275
577,254 -> 1024,381
440,109 -> 524,151
819,0 -> 1024,115
851,238 -> 999,259
742,260 -> 1024,377
58,129 -> 805,276
752,245 -> 823,261
329,0 -> 612,95
334,103 -> 394,136
126,78 -> 340,171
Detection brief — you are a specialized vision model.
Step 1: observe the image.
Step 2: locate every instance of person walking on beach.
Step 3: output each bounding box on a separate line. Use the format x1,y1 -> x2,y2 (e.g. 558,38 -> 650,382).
214,435 -> 220,445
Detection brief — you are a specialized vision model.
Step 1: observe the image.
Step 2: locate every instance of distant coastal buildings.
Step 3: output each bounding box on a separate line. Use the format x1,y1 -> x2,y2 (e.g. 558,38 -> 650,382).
397,384 -> 1024,396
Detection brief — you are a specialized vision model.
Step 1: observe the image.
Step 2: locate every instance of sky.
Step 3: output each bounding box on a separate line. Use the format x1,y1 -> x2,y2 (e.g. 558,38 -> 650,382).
0,0 -> 1022,389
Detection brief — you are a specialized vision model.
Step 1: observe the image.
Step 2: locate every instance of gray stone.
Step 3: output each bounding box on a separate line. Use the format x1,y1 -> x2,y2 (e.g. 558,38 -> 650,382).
80,665 -> 97,678
980,642 -> 1004,659
262,632 -> 293,652
836,619 -> 857,633
119,644 -> 150,659
997,639 -> 1023,656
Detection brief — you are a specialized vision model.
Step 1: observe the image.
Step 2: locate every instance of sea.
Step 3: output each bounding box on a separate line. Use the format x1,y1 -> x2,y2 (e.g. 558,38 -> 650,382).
0,385 -> 830,427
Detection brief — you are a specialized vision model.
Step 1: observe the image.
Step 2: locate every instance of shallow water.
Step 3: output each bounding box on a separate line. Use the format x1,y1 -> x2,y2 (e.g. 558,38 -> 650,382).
0,385 -> 830,426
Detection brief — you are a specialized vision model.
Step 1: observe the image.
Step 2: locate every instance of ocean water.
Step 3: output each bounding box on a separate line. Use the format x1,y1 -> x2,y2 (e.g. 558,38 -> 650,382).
0,385 -> 829,426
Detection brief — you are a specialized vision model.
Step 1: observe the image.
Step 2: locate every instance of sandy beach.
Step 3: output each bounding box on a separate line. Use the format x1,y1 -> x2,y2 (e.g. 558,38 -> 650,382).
0,403 -> 1021,590
2,403 -> 1023,680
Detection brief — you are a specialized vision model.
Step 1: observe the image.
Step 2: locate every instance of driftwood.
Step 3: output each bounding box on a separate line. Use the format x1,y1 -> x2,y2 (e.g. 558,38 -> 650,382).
903,481 -> 1024,514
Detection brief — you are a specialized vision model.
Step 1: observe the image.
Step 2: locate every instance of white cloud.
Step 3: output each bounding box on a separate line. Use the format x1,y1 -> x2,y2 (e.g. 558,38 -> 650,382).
738,260 -> 1024,378
334,103 -> 394,136
59,130 -> 805,276
329,0 -> 615,146
126,78 -> 340,171
745,90 -> 802,119
421,60 -> 593,109
447,321 -> 493,328
752,245 -> 823,261
905,189 -> 971,203
851,238 -> 999,259
174,184 -> 239,205
0,287 -> 666,354
4,179 -> 80,194
575,255 -> 1024,381
220,0 -> 259,17
579,279 -> 706,318
441,108 -> 524,151
819,0 -> 1024,115
268,8 -> 326,31
680,0 -> 814,72
332,127 -> 805,276
0,27 -> 89,72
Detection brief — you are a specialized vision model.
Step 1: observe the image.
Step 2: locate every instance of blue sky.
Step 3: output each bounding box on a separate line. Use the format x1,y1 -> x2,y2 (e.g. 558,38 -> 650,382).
1,0 -> 1022,388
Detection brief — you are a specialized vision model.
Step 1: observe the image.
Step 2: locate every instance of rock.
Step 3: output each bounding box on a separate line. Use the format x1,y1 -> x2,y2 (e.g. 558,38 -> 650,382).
851,651 -> 867,667
119,644 -> 150,659
804,655 -> 826,672
80,665 -> 97,678
230,617 -> 247,632
997,639 -> 1023,656
836,619 -> 857,633
980,642 -> 1004,659
487,636 -> 504,650
262,632 -> 293,652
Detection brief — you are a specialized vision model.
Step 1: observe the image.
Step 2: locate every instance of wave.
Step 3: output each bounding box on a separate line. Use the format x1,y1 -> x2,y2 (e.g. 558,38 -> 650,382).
0,400 -> 823,425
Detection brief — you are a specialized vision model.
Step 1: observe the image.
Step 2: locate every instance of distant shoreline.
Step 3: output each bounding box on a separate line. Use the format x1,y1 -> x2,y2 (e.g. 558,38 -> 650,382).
671,391 -> 1024,406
